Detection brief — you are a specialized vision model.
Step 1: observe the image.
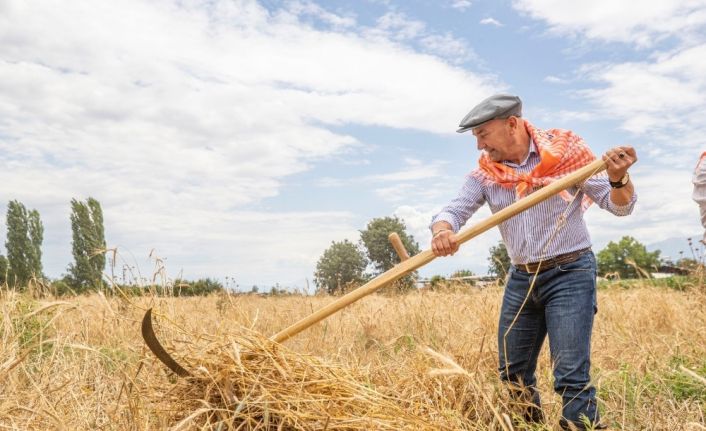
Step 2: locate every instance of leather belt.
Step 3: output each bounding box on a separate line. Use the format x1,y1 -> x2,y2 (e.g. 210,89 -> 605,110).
518,248 -> 591,273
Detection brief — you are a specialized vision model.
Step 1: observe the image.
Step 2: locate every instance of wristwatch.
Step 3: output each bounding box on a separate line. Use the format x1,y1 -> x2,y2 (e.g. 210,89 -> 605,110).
609,172 -> 630,189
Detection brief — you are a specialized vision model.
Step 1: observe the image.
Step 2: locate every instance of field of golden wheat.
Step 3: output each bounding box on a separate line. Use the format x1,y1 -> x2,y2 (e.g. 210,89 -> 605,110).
1,281 -> 705,430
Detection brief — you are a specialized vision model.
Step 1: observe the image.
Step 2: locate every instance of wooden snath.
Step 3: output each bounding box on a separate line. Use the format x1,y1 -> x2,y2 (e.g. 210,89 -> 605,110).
143,159 -> 607,375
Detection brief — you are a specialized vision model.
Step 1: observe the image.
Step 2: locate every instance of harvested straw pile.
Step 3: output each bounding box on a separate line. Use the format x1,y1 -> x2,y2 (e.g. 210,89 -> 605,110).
145,322 -> 466,430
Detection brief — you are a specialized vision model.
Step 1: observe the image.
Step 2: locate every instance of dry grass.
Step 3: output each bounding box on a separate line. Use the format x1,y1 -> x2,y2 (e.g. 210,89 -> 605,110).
1,282 -> 705,430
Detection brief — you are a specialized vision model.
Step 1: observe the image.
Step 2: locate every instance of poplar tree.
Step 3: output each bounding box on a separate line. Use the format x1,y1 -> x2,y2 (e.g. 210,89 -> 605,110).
0,255 -> 8,285
68,197 -> 106,291
4,200 -> 44,287
28,209 -> 43,279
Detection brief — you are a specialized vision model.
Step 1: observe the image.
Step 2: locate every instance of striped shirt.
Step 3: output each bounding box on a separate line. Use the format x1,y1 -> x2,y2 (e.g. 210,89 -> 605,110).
431,141 -> 637,265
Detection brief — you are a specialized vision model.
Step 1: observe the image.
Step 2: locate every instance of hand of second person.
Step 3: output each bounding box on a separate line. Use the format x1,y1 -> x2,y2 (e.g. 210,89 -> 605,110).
602,146 -> 637,181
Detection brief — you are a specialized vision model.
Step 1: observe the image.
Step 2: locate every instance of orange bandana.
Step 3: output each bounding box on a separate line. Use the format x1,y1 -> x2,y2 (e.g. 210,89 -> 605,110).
471,120 -> 597,211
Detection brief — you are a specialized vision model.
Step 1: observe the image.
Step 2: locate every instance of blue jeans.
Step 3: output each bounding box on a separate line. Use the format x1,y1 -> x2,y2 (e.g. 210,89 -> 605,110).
498,251 -> 600,430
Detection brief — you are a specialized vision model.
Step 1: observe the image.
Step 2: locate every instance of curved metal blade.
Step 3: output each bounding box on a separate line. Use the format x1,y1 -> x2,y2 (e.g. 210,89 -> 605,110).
141,308 -> 191,377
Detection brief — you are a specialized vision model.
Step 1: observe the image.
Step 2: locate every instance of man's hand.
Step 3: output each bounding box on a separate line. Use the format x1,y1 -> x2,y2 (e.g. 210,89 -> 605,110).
431,229 -> 459,256
603,146 -> 637,181
602,146 -> 637,206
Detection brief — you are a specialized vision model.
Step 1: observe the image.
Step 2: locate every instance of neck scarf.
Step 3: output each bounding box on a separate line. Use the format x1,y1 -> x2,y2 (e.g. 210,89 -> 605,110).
471,120 -> 597,211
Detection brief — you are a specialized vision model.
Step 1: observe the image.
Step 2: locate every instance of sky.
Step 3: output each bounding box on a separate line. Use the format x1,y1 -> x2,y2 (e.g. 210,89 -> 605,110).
1,0 -> 705,291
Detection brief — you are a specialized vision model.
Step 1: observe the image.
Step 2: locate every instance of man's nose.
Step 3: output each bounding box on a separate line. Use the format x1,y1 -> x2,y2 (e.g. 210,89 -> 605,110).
476,139 -> 485,150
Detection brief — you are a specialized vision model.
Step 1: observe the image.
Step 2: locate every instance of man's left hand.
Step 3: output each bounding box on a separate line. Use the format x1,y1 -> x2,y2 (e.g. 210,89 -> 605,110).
603,146 -> 637,181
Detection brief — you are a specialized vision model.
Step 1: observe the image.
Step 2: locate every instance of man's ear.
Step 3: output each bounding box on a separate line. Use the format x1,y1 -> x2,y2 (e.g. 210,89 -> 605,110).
507,116 -> 518,133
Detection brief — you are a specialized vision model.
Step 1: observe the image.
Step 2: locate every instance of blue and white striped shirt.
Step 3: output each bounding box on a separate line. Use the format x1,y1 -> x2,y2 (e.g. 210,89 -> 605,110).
431,141 -> 637,265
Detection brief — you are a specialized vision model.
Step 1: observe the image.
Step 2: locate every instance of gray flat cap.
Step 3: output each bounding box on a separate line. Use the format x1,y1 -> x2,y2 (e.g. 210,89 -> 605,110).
456,93 -> 522,133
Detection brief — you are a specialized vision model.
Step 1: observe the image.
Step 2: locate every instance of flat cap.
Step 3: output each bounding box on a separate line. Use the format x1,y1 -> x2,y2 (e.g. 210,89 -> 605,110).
456,93 -> 522,133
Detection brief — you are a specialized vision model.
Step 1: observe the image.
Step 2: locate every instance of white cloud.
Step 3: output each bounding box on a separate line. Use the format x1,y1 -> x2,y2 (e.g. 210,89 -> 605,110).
375,184 -> 416,202
480,17 -> 503,27
585,164 -> 701,252
534,108 -> 596,124
544,75 -> 566,84
513,0 -> 706,47
368,160 -> 448,182
578,44 -> 706,153
285,1 -> 357,29
374,11 -> 426,40
367,11 -> 477,63
315,177 -> 347,188
0,0 -> 497,284
316,158 -> 450,190
420,33 -> 475,63
515,0 -> 706,169
450,0 -> 473,12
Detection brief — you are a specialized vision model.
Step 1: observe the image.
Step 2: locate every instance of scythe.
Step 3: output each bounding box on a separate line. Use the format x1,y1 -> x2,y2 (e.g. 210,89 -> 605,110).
142,159 -> 607,375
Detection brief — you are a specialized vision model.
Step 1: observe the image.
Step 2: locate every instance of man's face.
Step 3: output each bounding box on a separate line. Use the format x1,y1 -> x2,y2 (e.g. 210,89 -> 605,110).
472,119 -> 514,162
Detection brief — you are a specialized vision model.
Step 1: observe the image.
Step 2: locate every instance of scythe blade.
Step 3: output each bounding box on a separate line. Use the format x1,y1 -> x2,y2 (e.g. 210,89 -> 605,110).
141,308 -> 192,377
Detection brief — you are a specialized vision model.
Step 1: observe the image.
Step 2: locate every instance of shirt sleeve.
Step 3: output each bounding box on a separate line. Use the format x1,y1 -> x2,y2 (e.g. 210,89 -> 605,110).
430,175 -> 486,233
692,157 -> 706,202
692,158 -> 706,238
580,175 -> 637,217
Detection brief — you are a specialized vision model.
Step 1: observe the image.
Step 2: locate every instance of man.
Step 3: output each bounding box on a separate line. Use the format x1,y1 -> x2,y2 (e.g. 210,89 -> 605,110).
692,152 -> 706,245
430,94 -> 637,430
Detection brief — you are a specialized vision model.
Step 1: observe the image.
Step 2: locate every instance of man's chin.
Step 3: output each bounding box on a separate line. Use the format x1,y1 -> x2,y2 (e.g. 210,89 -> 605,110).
487,153 -> 502,162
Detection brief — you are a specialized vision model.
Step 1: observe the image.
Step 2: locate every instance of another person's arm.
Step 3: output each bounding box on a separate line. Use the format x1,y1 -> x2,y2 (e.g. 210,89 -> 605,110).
692,154 -> 706,243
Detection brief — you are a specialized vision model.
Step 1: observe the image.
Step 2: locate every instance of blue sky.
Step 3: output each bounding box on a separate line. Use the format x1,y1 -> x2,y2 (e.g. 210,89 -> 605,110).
1,0 -> 704,291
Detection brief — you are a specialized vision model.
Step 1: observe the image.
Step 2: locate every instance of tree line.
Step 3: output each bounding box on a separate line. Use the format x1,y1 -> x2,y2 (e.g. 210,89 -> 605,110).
314,216 -> 420,294
314,215 -> 685,293
1,199 -> 688,296
0,198 -> 107,292
1,198 -> 226,296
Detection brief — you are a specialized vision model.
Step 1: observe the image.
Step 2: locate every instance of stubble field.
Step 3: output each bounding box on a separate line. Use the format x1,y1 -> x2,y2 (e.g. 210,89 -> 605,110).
1,281 -> 705,430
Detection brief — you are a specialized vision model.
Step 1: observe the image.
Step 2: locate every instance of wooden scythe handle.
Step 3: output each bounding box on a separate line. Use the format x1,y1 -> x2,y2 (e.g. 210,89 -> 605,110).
271,159 -> 607,343
388,232 -> 410,261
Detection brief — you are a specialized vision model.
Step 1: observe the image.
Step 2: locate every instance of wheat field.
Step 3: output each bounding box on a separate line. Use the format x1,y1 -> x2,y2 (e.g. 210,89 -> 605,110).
1,281 -> 705,430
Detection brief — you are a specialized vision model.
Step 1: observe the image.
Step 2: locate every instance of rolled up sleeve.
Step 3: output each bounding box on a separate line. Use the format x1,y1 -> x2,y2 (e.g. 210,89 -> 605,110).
581,176 -> 637,216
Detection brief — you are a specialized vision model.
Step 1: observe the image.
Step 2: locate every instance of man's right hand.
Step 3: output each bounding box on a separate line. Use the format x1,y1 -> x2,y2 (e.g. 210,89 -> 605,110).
431,229 -> 459,256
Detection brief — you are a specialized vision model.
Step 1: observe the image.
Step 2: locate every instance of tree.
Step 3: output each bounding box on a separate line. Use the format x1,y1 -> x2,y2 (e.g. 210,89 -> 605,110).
596,236 -> 661,278
359,216 -> 420,291
68,197 -> 107,291
451,269 -> 475,278
172,278 -> 224,296
488,241 -> 511,279
429,275 -> 447,289
450,269 -> 475,286
676,257 -> 699,272
360,217 -> 420,272
314,240 -> 367,295
5,200 -> 44,287
27,209 -> 43,280
0,255 -> 7,285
